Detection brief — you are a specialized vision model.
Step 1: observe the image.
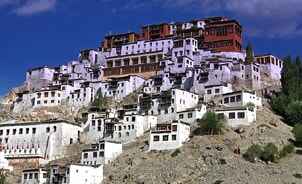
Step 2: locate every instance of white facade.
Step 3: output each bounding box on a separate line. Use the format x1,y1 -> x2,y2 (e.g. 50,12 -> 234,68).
0,120 -> 81,161
101,75 -> 145,100
26,66 -> 55,90
203,83 -> 233,102
256,54 -> 283,80
49,164 -> 103,184
22,168 -> 47,184
104,38 -> 173,58
221,91 -> 262,108
149,121 -> 190,151
109,114 -> 157,143
215,107 -> 256,128
141,89 -> 200,124
81,140 -> 122,166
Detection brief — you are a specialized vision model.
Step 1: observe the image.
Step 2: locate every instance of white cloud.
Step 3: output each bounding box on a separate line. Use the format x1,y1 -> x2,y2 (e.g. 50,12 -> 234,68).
0,0 -> 57,15
14,0 -> 56,15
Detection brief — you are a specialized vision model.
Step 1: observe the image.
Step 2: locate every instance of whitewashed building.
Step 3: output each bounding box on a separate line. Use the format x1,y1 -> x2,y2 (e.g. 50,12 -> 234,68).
22,168 -> 47,184
81,140 -> 122,166
256,54 -> 283,80
49,164 -> 103,184
215,106 -> 256,128
149,120 -> 190,151
26,66 -> 55,90
139,89 -> 201,124
0,120 -> 81,162
101,75 -> 145,100
203,83 -> 233,102
221,91 -> 262,108
107,113 -> 157,143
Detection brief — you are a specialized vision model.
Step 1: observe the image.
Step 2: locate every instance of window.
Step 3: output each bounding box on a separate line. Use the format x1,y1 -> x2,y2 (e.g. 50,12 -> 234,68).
93,152 -> 97,158
128,125 -> 131,130
179,114 -> 184,119
53,126 -> 57,132
188,113 -> 193,118
19,128 -> 23,134
172,125 -> 177,131
172,135 -> 177,141
118,132 -> 121,138
229,112 -> 236,119
13,129 -> 16,135
24,174 -> 28,179
100,143 -> 105,149
32,128 -> 36,134
238,112 -> 245,119
51,100 -> 55,104
99,151 -> 104,157
92,120 -> 96,126
44,92 -> 49,98
153,135 -> 160,141
46,127 -> 50,133
215,89 -> 220,94
236,95 -> 242,102
6,129 -> 9,135
230,96 -> 235,103
132,117 -> 136,122
29,173 -> 33,179
37,101 -> 41,105
132,125 -> 135,129
0,130 -> 2,136
51,91 -> 55,97
118,126 -> 122,131
126,132 -> 130,136
83,153 -> 88,159
165,109 -> 168,114
163,135 -> 169,141
224,97 -> 229,104
34,173 -> 38,179
207,90 -> 212,94
25,128 -> 29,134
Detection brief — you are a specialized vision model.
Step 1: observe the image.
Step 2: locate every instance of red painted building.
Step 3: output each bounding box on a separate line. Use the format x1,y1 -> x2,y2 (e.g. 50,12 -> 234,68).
203,19 -> 242,52
141,23 -> 173,41
101,32 -> 140,51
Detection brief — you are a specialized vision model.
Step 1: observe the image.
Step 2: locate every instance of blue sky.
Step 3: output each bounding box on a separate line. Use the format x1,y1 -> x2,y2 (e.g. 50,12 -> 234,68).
1,0 -> 302,95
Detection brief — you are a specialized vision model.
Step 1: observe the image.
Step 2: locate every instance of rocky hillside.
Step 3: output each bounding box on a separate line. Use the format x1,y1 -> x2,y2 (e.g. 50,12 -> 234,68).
103,107 -> 302,184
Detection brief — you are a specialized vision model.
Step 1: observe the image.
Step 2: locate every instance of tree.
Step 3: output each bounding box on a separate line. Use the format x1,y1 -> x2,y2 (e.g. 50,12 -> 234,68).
293,124 -> 302,146
91,89 -> 108,109
198,112 -> 225,135
279,144 -> 295,158
245,42 -> 254,64
0,169 -> 7,184
261,143 -> 279,163
285,101 -> 302,125
271,94 -> 289,117
243,144 -> 263,163
245,102 -> 255,111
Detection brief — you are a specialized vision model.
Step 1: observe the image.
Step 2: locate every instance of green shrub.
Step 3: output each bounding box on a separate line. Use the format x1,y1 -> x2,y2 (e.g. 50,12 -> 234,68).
261,143 -> 279,163
293,124 -> 302,146
279,144 -> 295,158
245,102 -> 255,111
285,101 -> 302,125
198,112 -> 225,135
243,144 -> 263,163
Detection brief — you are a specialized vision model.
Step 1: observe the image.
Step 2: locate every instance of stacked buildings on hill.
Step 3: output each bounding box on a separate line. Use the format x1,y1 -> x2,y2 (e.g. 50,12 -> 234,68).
0,16 -> 284,183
